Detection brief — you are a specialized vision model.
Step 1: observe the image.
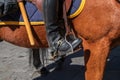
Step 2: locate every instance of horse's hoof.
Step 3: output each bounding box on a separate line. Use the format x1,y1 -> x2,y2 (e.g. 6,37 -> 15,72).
40,67 -> 49,75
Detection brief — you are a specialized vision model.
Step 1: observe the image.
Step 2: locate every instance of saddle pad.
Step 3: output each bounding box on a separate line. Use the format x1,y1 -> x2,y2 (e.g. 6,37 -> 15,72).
0,0 -> 85,25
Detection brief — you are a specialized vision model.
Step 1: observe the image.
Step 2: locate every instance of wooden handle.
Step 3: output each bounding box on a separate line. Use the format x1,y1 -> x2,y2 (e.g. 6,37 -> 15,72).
18,2 -> 35,45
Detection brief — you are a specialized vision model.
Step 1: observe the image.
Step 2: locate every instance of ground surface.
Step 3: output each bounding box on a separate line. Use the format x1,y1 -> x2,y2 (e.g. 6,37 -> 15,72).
0,41 -> 120,80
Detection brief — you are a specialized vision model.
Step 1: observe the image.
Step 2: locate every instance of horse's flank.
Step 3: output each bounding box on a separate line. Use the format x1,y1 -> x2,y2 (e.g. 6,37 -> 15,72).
73,0 -> 120,42
0,25 -> 48,48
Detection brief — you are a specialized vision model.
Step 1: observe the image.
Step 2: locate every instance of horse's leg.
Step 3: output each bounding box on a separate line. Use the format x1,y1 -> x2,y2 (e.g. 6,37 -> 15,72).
33,49 -> 42,69
29,49 -> 41,69
35,48 -> 50,74
83,38 -> 110,80
29,48 -> 50,75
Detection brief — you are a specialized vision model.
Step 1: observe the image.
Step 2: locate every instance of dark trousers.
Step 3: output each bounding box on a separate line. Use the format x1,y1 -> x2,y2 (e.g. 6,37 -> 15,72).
0,0 -> 18,17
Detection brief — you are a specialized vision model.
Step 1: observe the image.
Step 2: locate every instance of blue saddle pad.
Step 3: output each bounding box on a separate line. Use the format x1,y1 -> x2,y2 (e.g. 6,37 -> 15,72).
0,0 -> 82,22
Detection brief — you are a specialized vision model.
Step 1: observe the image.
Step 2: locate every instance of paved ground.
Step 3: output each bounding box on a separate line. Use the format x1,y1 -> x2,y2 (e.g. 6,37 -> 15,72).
0,41 -> 120,80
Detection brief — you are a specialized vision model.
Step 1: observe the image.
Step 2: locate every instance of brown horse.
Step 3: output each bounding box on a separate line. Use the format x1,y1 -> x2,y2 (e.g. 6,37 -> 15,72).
1,0 -> 120,80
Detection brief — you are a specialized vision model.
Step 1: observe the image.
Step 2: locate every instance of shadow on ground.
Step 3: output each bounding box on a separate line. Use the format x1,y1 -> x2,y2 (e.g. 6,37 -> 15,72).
33,50 -> 85,80
33,46 -> 120,80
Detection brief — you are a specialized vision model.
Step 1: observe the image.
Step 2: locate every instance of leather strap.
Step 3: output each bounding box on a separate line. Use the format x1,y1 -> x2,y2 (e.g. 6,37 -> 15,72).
63,0 -> 76,38
66,0 -> 72,12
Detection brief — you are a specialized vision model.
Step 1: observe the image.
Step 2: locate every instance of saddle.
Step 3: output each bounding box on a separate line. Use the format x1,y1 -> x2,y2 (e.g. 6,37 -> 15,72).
0,0 -> 85,45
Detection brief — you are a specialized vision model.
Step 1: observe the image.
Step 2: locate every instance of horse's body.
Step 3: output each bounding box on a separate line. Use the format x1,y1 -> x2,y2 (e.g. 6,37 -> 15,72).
0,25 -> 48,48
0,0 -> 120,80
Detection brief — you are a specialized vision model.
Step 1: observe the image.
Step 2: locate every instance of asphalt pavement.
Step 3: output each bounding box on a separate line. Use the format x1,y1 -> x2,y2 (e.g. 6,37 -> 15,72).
0,41 -> 120,80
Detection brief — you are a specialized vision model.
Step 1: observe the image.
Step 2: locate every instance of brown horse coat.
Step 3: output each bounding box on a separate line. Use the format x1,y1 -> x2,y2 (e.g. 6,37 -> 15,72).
0,0 -> 120,80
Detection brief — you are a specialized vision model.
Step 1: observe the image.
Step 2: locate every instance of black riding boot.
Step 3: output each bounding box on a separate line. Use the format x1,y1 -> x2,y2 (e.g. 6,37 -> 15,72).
43,0 -> 82,54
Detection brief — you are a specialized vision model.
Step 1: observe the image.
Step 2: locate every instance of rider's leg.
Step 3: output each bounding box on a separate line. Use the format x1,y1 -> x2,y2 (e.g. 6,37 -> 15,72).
0,0 -> 18,17
43,0 -> 82,53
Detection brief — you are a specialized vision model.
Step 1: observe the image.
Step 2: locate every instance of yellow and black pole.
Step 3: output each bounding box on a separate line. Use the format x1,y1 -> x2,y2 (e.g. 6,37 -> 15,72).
18,1 -> 35,45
